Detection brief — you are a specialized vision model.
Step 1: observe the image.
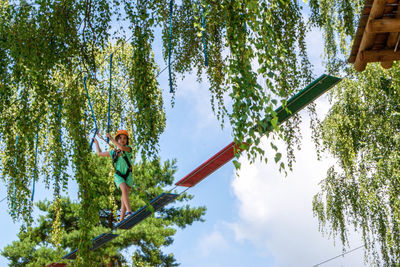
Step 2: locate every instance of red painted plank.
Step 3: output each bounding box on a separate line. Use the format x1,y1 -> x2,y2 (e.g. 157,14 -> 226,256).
175,75 -> 342,188
175,142 -> 242,187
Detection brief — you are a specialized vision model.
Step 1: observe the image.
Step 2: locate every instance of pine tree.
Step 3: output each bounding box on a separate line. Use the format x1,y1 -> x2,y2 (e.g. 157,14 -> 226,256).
2,157 -> 206,266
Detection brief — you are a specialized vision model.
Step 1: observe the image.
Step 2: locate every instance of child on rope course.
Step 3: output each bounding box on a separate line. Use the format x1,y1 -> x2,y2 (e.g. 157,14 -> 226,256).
93,129 -> 133,222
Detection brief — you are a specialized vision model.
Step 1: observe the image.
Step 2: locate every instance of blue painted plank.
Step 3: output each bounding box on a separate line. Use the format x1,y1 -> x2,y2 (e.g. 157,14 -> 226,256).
115,193 -> 178,230
62,193 -> 177,260
62,233 -> 118,260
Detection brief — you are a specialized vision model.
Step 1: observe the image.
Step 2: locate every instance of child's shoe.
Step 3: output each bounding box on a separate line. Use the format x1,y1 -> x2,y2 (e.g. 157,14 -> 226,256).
125,211 -> 134,217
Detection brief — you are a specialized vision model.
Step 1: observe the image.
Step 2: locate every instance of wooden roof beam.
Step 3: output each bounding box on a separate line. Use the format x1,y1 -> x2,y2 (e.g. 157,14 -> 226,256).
364,2 -> 400,7
360,49 -> 400,62
382,1 -> 400,69
366,18 -> 400,33
354,0 -> 388,72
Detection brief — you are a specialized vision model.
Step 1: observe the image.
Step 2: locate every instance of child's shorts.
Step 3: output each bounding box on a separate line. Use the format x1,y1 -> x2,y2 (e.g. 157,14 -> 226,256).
114,174 -> 133,189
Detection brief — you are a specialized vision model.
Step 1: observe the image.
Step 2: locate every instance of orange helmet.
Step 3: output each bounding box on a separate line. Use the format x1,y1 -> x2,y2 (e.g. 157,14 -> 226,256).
115,129 -> 129,139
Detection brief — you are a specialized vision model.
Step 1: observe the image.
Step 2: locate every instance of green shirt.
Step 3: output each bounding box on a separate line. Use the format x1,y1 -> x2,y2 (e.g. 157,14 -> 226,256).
109,145 -> 133,180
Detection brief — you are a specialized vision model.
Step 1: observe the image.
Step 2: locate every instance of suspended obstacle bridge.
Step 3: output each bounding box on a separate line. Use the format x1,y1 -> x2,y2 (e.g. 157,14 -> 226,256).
61,74 -> 342,260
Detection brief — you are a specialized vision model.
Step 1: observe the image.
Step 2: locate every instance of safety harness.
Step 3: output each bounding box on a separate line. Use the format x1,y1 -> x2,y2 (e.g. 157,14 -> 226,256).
112,149 -> 132,180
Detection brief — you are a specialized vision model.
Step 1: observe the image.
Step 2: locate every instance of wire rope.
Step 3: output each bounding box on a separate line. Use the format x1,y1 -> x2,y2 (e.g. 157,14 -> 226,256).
107,53 -> 113,144
31,130 -> 39,201
312,245 -> 364,267
168,0 -> 174,93
201,5 -> 208,67
11,135 -> 18,216
83,76 -> 98,150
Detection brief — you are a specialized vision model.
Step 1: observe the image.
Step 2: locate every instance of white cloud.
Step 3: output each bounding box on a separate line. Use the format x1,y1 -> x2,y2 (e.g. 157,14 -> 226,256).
198,229 -> 229,257
227,102 -> 367,267
165,14 -> 356,266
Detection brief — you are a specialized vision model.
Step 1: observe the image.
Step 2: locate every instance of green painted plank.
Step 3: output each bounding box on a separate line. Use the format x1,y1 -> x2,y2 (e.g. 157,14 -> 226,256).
256,74 -> 342,133
276,74 -> 342,123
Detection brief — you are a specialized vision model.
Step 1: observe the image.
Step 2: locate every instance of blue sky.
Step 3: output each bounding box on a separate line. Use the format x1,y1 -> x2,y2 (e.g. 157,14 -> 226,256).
155,55 -> 367,266
0,6 -> 369,267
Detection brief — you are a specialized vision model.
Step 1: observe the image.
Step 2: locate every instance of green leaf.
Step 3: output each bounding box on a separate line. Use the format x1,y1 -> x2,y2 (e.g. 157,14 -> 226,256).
274,152 -> 282,163
233,160 -> 241,170
270,142 -> 278,151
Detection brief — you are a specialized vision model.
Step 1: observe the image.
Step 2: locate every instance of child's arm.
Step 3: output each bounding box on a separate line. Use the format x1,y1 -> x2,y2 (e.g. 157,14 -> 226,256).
93,137 -> 111,157
107,133 -> 132,152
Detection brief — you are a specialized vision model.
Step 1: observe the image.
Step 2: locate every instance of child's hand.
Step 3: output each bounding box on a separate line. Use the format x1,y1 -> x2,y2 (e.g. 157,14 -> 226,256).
106,133 -> 112,139
93,137 -> 98,144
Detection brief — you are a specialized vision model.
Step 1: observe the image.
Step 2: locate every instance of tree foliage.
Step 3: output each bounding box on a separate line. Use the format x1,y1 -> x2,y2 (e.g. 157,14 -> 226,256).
308,0 -> 364,70
313,65 -> 400,266
0,0 -> 340,264
307,0 -> 400,265
0,1 -> 314,210
1,157 -> 206,266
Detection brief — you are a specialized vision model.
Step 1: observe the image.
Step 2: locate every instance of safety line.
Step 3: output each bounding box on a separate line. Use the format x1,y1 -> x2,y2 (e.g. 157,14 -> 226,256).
11,135 -> 18,216
107,53 -> 113,144
83,76 -> 98,150
312,245 -> 363,266
58,104 -> 62,144
31,130 -> 39,201
201,5 -> 208,67
168,0 -> 174,93
54,103 -> 63,198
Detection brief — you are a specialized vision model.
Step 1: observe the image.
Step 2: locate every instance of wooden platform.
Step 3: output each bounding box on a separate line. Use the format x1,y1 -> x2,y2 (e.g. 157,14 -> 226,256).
350,0 -> 400,71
